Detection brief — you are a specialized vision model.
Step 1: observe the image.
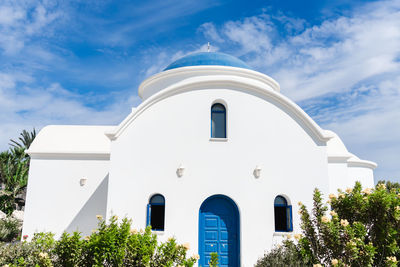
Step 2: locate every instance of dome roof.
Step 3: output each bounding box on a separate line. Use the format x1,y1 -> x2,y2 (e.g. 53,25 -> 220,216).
164,52 -> 251,71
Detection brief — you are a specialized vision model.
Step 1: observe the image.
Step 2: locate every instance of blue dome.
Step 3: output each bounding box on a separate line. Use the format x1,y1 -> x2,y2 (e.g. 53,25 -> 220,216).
164,52 -> 251,71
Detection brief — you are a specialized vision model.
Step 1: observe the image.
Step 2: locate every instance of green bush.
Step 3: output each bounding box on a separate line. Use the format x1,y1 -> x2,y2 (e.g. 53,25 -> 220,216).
84,216 -> 131,266
297,186 -> 376,266
152,236 -> 196,267
327,182 -> 400,266
209,252 -> 219,267
53,232 -> 84,266
257,181 -> 400,267
0,216 -> 21,242
0,232 -> 55,266
0,240 -> 35,266
124,227 -> 157,266
255,240 -> 312,267
0,215 -> 199,267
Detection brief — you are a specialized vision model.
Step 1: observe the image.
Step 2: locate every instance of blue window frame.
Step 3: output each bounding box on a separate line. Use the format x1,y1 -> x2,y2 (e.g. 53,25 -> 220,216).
211,103 -> 226,138
274,196 -> 293,232
147,194 -> 165,231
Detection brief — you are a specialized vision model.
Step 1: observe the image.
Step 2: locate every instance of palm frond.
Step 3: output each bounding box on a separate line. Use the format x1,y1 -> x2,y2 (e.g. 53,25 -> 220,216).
9,128 -> 36,149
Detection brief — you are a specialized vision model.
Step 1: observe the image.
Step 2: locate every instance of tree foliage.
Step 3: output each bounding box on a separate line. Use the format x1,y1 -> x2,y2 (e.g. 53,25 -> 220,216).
0,129 -> 35,214
297,185 -> 377,266
9,129 -> 36,150
328,182 -> 400,266
257,181 -> 400,267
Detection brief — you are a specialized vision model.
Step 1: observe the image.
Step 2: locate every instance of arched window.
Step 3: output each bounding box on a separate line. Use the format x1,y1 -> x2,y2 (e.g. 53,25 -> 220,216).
274,196 -> 293,232
147,194 -> 165,231
211,103 -> 226,138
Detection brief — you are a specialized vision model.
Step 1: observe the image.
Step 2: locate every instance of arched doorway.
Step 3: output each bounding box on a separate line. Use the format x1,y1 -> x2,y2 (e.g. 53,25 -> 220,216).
199,195 -> 240,267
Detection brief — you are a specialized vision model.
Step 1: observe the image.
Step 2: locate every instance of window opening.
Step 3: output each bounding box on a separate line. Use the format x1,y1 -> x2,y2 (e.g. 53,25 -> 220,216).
147,194 -> 165,231
274,195 -> 292,232
211,103 -> 226,138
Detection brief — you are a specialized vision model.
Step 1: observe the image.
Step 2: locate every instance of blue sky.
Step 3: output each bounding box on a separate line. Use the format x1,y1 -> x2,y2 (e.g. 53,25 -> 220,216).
0,0 -> 399,183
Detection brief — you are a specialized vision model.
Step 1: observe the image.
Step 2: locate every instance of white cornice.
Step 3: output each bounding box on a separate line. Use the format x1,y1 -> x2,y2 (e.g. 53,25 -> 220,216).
108,75 -> 333,143
138,65 -> 281,99
27,150 -> 110,160
347,158 -> 377,169
327,155 -> 352,163
327,154 -> 377,169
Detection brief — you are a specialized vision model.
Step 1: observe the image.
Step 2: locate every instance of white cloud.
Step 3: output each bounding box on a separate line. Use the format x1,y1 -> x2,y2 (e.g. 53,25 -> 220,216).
200,0 -> 400,181
0,1 -> 63,55
224,16 -> 275,55
0,5 -> 25,25
199,22 -> 224,43
0,70 -> 141,151
0,1 -> 146,151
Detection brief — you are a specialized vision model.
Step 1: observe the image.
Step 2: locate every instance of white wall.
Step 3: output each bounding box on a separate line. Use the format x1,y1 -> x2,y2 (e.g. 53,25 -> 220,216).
347,166 -> 375,189
328,162 -> 375,193
22,157 -> 109,239
328,161 -> 350,193
107,87 -> 330,266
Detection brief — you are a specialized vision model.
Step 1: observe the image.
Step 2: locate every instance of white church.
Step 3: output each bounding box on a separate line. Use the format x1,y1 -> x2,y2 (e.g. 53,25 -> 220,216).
22,52 -> 376,266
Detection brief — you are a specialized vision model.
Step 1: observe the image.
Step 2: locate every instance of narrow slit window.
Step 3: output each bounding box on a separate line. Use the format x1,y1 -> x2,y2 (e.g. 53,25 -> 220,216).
274,195 -> 293,232
211,103 -> 226,138
147,194 -> 165,231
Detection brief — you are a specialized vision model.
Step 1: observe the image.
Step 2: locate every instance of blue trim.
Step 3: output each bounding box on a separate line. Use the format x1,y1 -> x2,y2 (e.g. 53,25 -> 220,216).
146,203 -> 151,226
288,205 -> 293,232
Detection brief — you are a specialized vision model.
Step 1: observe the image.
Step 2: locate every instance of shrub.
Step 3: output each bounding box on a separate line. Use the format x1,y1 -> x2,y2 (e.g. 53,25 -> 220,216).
152,236 -> 197,267
83,216 -> 131,266
53,231 -> 85,266
124,227 -> 157,266
0,216 -> 21,242
0,240 -> 35,266
257,181 -> 400,267
297,186 -> 376,266
0,216 -> 199,267
328,182 -> 400,266
209,252 -> 219,267
255,240 -> 312,267
255,240 -> 313,267
0,232 -> 55,266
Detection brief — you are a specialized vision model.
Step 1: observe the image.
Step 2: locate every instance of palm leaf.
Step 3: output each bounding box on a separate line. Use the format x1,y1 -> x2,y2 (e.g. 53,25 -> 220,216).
9,129 -> 36,149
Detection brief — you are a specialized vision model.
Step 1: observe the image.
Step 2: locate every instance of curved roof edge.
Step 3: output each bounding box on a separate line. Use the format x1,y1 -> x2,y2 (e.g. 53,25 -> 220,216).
139,65 -> 281,100
347,153 -> 378,169
325,130 -> 352,158
107,75 -> 332,143
325,130 -> 377,169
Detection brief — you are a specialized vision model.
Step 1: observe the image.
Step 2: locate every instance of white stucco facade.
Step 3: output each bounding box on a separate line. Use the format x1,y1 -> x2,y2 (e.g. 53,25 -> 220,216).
22,53 -> 376,266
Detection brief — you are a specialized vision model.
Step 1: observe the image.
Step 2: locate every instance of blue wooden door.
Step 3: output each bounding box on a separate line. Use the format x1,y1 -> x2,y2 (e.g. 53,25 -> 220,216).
199,195 -> 240,267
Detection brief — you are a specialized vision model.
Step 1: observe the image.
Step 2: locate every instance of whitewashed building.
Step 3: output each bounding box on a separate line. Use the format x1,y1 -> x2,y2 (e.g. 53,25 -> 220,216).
22,52 -> 376,266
